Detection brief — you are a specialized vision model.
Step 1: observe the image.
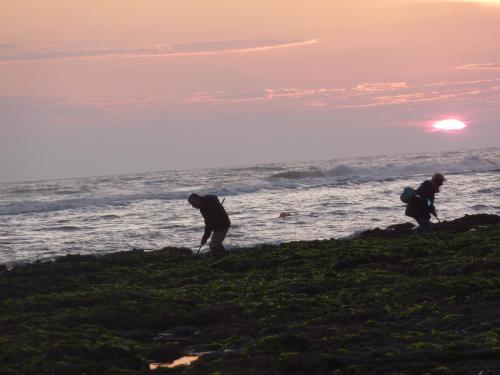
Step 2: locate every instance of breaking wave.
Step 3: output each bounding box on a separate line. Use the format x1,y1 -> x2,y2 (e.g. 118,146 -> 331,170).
268,170 -> 325,179
268,155 -> 499,182
1,151 -> 498,216
0,193 -> 182,216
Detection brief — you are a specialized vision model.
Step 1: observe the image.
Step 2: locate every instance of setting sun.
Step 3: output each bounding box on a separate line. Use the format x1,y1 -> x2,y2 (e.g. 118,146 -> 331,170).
433,119 -> 467,131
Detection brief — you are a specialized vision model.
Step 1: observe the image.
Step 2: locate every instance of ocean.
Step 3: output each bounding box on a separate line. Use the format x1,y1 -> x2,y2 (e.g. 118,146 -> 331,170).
1,148 -> 499,266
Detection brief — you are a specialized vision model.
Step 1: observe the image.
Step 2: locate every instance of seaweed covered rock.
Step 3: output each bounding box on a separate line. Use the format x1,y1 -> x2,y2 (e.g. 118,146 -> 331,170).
360,213 -> 500,238
434,213 -> 500,232
1,214 -> 499,374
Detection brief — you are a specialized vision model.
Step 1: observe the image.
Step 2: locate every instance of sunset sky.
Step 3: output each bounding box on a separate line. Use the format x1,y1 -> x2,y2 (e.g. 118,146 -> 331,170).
1,0 -> 499,182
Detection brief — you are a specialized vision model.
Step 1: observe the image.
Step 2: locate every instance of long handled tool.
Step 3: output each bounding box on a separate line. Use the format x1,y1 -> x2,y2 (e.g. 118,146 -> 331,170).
196,243 -> 203,256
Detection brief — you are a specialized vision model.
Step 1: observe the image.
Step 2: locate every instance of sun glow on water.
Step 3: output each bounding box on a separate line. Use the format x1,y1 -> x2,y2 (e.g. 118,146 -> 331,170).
433,119 -> 467,131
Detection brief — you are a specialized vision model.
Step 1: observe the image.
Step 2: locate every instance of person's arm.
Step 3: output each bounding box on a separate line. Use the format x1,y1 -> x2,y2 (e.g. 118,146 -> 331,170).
201,219 -> 213,245
200,202 -> 215,244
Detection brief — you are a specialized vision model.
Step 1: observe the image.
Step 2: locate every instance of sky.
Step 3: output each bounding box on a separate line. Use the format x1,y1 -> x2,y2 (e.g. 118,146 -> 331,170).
1,0 -> 500,182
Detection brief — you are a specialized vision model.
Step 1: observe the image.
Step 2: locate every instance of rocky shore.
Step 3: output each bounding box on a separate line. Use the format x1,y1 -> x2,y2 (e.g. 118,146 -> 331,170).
1,214 -> 499,374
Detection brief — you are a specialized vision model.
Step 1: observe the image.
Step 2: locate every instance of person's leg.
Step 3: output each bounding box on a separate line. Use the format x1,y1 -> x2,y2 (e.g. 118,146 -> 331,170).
209,230 -> 228,255
415,217 -> 432,233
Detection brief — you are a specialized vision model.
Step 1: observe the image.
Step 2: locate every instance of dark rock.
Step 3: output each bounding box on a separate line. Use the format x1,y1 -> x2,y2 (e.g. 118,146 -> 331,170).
192,303 -> 245,325
157,247 -> 193,258
279,352 -> 343,374
2,214 -> 499,375
143,343 -> 183,362
359,214 -> 500,238
122,329 -> 155,341
434,214 -> 500,232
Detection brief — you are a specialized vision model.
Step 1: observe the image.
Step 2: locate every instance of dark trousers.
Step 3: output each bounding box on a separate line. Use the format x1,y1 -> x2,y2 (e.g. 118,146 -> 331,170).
209,230 -> 228,251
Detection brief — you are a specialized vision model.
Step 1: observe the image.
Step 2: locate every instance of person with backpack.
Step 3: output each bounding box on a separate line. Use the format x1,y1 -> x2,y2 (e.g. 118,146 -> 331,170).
404,173 -> 445,232
188,193 -> 230,256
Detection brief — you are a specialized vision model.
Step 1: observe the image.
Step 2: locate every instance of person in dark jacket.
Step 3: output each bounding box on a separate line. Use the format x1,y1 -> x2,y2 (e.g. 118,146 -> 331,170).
188,193 -> 230,255
405,173 -> 445,232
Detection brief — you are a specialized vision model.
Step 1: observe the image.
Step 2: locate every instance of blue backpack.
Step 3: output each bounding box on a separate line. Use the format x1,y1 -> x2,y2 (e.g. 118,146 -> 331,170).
400,187 -> 416,203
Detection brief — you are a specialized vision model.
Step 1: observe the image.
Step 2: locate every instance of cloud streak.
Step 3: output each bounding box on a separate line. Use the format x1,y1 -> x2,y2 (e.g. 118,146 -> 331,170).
4,77 -> 500,126
45,78 -> 500,112
457,62 -> 500,71
181,78 -> 500,110
183,87 -> 346,104
429,0 -> 500,6
0,39 -> 318,63
60,96 -> 164,114
354,82 -> 409,92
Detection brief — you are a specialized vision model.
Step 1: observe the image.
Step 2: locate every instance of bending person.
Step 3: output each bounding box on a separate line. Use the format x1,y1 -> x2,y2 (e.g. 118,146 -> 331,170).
405,173 -> 445,233
188,193 -> 230,256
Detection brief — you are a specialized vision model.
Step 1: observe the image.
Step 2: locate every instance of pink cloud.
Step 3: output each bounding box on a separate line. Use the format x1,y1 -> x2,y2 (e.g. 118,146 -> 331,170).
371,90 -> 481,105
177,78 -> 497,110
5,77 -> 499,122
305,101 -> 329,108
422,78 -> 500,87
456,62 -> 500,71
264,88 -> 344,99
68,77 -> 500,113
182,88 -> 344,104
0,39 -> 318,63
60,96 -> 163,113
183,92 -> 219,103
354,82 -> 409,92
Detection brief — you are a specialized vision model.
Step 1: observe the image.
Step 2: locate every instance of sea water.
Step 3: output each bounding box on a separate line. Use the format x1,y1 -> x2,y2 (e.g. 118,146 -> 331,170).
1,148 -> 499,266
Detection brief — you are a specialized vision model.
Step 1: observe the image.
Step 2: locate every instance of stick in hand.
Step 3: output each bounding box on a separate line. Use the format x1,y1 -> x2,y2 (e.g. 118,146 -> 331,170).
196,243 -> 203,256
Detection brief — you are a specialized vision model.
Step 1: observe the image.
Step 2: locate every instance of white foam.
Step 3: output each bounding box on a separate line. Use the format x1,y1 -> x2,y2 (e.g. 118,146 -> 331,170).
268,154 -> 499,185
1,151 -> 498,216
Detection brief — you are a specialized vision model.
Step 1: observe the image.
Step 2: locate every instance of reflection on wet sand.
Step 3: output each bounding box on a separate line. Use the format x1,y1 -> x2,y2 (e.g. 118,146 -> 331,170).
149,355 -> 199,370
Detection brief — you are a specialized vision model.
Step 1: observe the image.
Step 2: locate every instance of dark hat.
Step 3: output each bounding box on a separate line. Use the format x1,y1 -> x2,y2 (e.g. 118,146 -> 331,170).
431,173 -> 446,182
188,193 -> 199,204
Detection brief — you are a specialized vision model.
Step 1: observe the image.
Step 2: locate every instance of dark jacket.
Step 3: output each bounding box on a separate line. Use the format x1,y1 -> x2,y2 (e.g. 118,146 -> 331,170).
200,195 -> 230,241
405,180 -> 436,219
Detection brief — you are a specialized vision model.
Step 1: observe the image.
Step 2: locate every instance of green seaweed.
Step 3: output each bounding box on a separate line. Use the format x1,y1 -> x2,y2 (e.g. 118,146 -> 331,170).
1,216 -> 499,374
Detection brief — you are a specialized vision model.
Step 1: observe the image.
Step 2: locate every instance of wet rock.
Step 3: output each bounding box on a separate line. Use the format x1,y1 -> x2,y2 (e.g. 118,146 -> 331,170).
169,326 -> 199,338
360,214 -> 500,238
158,247 -> 193,258
211,256 -> 257,273
251,334 -> 312,354
192,303 -> 245,325
143,343 -> 183,362
279,352 -> 343,374
45,361 -> 84,375
1,214 -> 499,375
122,329 -> 155,341
0,264 -> 8,274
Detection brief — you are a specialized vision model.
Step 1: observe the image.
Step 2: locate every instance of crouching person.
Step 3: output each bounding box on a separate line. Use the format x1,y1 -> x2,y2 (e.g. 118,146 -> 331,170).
405,173 -> 445,233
